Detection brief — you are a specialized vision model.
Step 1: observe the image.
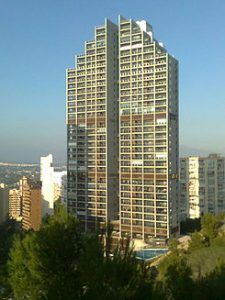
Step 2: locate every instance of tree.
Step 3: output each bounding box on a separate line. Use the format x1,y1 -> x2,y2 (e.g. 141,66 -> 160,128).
8,209 -> 83,299
160,255 -> 194,300
79,224 -> 154,300
195,262 -> 225,300
0,218 -> 22,299
201,214 -> 222,245
8,209 -> 155,300
188,231 -> 205,252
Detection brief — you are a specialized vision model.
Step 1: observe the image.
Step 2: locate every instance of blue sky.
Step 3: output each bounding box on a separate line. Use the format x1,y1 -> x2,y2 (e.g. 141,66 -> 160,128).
0,0 -> 225,163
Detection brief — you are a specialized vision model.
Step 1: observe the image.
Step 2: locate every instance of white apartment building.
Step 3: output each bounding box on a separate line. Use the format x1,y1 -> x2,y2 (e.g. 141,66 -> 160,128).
40,154 -> 67,216
180,154 -> 225,220
53,171 -> 67,203
40,154 -> 55,216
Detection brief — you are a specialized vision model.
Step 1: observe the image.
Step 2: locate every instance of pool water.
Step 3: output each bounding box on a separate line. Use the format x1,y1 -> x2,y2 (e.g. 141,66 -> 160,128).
135,248 -> 168,261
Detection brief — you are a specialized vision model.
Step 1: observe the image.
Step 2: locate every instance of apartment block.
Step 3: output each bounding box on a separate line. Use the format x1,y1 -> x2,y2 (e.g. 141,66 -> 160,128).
118,16 -> 179,240
66,19 -> 118,231
41,154 -> 67,215
180,154 -> 225,219
66,16 -> 179,240
9,188 -> 22,221
40,154 -> 55,216
20,177 -> 42,230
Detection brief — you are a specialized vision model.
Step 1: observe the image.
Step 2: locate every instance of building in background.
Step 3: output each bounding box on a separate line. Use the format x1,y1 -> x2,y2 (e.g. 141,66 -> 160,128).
179,158 -> 189,221
118,16 -> 179,241
20,176 -> 42,230
40,154 -> 55,216
0,183 -> 9,223
66,16 -> 179,241
180,154 -> 225,219
9,188 -> 22,221
40,154 -> 67,215
61,173 -> 67,208
53,171 -> 67,203
66,19 -> 118,231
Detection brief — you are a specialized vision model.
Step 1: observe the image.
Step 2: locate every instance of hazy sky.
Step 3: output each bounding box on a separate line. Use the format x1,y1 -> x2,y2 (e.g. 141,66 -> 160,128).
0,0 -> 225,163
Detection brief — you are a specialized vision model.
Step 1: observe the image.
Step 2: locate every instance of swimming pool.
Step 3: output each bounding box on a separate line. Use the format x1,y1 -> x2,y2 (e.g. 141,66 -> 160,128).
135,248 -> 168,261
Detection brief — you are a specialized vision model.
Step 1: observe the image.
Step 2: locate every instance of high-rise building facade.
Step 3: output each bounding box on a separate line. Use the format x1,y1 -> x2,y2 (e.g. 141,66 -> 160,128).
118,17 -> 179,240
180,154 -> 225,219
66,16 -> 179,240
9,188 -> 22,221
20,177 -> 42,231
66,19 -> 118,231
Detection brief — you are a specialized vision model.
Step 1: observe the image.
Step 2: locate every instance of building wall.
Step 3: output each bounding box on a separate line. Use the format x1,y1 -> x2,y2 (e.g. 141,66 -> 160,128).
53,171 -> 67,203
40,154 -> 55,216
180,158 -> 189,221
66,19 -> 118,230
180,154 -> 225,219
30,188 -> 42,231
118,16 -> 179,241
0,184 -> 9,223
20,177 -> 42,231
9,188 -> 21,221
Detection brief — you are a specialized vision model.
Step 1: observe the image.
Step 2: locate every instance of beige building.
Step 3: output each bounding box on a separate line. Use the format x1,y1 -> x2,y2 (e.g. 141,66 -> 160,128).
0,183 -> 9,223
9,188 -> 22,221
66,19 -> 118,231
180,154 -> 225,220
20,177 -> 42,231
66,16 -> 179,240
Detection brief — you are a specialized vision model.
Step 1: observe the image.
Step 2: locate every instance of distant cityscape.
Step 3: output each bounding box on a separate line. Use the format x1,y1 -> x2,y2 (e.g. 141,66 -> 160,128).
0,155 -> 67,230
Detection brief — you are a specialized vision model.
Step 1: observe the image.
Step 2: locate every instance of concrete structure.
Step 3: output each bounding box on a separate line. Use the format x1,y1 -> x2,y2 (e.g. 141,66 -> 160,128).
40,154 -> 55,216
61,173 -> 67,208
53,171 -> 67,202
180,154 -> 225,219
66,16 -> 179,240
20,177 -> 42,230
9,188 -> 22,221
40,154 -> 67,215
118,16 -> 179,241
66,19 -> 118,231
0,183 -> 9,223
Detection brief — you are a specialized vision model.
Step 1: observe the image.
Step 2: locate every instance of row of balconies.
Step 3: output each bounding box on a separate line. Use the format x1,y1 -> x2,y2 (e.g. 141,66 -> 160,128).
77,63 -> 106,70
120,92 -> 166,98
120,179 -> 166,186
119,74 -> 167,80
120,107 -> 166,115
120,155 -> 167,162
121,212 -> 167,220
121,207 -> 168,215
120,148 -> 166,154
120,167 -> 167,173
